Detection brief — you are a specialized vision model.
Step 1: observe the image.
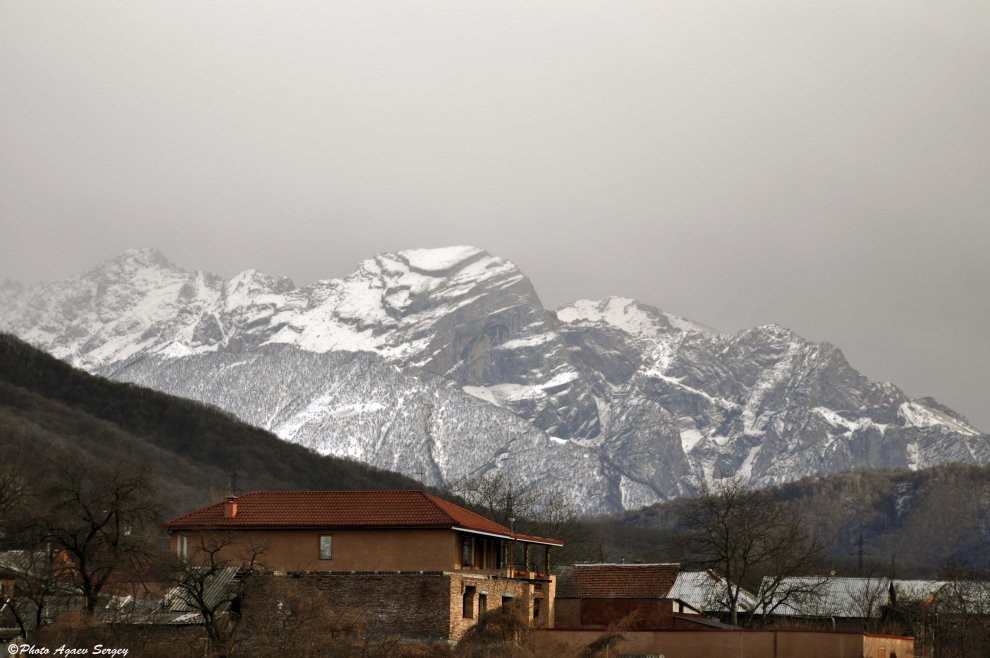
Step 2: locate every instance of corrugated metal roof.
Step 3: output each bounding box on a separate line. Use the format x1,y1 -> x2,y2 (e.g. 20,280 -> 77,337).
893,579 -> 946,603
104,566 -> 241,626
0,550 -> 72,579
764,577 -> 891,618
765,577 -> 990,618
668,570 -> 758,613
896,579 -> 990,611
164,566 -> 240,613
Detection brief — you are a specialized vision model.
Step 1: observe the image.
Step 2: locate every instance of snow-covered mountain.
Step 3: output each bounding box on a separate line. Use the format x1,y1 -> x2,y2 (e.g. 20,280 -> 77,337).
2,247 -> 986,513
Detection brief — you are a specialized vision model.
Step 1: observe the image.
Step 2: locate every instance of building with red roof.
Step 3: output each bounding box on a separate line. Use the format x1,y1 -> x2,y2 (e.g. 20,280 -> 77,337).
555,563 -> 718,631
164,490 -> 563,641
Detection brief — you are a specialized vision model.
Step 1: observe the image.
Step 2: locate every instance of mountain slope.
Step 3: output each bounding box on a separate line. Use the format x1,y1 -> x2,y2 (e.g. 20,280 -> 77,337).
106,345 -> 609,511
0,333 -> 420,517
2,248 -> 986,513
618,461 -> 990,571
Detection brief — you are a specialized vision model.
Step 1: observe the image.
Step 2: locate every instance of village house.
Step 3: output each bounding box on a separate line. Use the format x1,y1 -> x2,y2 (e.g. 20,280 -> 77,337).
164,490 -> 563,642
554,563 -> 728,630
668,568 -> 760,619
541,566 -> 914,658
0,550 -> 82,642
762,576 -> 893,631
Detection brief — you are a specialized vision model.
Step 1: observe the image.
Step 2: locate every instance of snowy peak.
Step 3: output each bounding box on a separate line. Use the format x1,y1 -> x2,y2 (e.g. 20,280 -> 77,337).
224,269 -> 295,301
557,297 -> 717,339
91,247 -> 177,277
899,400 -> 981,437
345,246 -> 530,321
395,245 -> 488,275
3,245 -> 987,513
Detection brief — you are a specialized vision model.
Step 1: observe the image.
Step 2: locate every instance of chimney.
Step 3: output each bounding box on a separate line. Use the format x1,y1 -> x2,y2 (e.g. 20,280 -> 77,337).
224,495 -> 238,519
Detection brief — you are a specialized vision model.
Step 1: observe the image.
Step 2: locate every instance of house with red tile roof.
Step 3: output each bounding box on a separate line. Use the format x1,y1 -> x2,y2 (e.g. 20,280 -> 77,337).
555,563 -> 721,631
164,490 -> 563,641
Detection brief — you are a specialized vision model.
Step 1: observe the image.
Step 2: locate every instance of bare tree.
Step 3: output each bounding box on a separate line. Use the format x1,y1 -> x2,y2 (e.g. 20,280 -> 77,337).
927,563 -> 990,658
168,534 -> 265,658
448,473 -> 576,571
1,547 -> 79,637
245,576 -> 403,658
448,472 -> 540,528
38,464 -> 161,613
448,474 -> 576,538
0,463 -> 27,523
850,576 -> 892,633
675,476 -> 828,627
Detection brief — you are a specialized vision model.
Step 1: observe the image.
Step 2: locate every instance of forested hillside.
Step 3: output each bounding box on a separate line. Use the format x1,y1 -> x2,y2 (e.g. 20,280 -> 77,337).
617,464 -> 990,573
0,333 -> 419,518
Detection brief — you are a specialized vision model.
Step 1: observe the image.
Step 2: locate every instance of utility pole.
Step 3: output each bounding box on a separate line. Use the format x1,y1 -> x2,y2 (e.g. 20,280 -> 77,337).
227,465 -> 239,497
857,533 -> 864,576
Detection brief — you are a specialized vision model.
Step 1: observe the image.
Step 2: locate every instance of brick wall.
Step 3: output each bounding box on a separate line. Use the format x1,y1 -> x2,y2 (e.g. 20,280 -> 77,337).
240,571 -> 453,644
238,570 -> 555,645
448,573 -> 537,641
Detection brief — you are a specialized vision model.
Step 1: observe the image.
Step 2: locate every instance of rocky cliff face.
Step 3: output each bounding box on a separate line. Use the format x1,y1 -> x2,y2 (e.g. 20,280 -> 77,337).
2,247 -> 986,513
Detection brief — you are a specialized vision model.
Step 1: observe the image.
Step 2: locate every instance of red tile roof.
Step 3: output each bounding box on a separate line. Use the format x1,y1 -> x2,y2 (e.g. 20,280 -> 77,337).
165,491 -> 562,545
558,563 -> 681,599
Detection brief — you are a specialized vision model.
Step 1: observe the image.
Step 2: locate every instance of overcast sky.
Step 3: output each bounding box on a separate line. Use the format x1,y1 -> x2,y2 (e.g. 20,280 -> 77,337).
1,1 -> 988,430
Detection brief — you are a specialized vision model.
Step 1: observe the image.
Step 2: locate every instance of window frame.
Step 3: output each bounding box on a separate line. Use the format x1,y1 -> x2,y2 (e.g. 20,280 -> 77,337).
176,534 -> 188,560
462,585 -> 476,619
319,534 -> 333,561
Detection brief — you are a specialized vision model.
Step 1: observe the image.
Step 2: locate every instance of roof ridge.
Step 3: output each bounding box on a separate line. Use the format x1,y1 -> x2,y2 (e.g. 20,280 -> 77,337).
229,489 -> 427,495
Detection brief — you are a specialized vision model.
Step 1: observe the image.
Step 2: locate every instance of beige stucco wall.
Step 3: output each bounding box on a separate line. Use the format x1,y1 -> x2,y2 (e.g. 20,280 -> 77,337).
170,527 -> 462,572
530,629 -> 914,658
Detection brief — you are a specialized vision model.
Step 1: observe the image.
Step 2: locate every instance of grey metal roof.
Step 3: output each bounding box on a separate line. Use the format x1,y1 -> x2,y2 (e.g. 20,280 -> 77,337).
164,566 -> 240,613
104,566 -> 240,626
0,551 -> 60,579
763,577 -> 891,618
668,570 -> 759,614
896,579 -> 990,612
892,579 -> 945,603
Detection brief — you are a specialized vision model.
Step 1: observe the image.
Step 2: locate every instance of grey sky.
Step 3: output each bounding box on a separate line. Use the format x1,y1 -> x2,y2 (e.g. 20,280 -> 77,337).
2,1 -> 988,430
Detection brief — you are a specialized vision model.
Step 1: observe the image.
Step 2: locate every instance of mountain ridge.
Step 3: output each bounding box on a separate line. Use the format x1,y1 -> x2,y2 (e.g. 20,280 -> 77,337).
2,246 -> 985,513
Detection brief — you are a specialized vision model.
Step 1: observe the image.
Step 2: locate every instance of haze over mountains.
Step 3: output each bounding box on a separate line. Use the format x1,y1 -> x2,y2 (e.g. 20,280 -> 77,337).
2,246 -> 986,513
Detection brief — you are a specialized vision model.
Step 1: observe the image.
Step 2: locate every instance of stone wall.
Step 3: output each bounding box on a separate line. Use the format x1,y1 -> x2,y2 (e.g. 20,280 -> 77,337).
447,572 -> 540,641
239,570 -> 555,645
240,571 -> 453,644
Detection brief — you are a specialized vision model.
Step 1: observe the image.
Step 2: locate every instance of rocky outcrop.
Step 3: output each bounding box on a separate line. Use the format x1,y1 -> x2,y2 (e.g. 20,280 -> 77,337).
2,247 -> 986,513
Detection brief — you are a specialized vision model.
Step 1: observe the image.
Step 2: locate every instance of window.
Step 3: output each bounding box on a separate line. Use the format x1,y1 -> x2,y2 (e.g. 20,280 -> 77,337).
533,597 -> 541,621
478,593 -> 487,616
462,586 -> 476,619
176,535 -> 188,560
319,535 -> 332,560
461,537 -> 473,567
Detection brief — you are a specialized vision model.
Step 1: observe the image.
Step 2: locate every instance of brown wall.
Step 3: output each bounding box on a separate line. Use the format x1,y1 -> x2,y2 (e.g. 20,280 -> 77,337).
170,528 -> 540,575
170,528 -> 461,572
531,629 -> 914,658
560,598 -> 675,629
237,570 -> 550,644
556,599 -> 580,628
